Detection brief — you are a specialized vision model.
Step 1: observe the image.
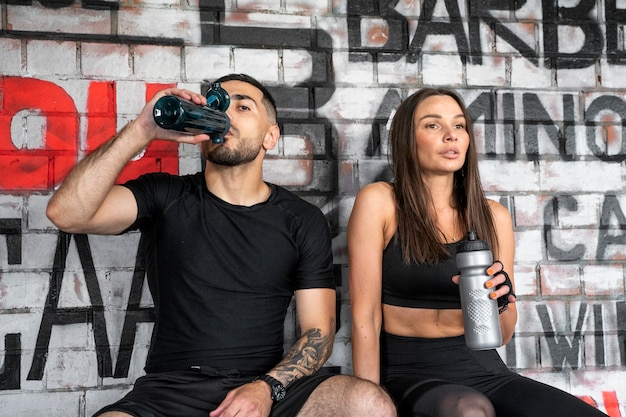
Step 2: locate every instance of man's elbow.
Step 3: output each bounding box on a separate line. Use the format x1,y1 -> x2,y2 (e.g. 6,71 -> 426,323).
46,199 -> 85,233
46,199 -> 70,231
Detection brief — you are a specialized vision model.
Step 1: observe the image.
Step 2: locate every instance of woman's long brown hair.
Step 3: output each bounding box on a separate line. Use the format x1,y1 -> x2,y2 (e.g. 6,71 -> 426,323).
390,88 -> 498,263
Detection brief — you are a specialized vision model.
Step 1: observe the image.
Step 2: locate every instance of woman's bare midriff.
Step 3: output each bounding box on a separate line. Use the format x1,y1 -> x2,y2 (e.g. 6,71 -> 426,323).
382,304 -> 465,338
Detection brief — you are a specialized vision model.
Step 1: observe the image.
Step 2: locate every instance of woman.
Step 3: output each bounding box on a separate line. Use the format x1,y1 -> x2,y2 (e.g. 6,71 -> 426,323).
347,88 -> 608,417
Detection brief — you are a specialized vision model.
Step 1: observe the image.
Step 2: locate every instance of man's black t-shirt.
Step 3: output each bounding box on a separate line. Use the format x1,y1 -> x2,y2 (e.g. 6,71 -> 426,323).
123,172 -> 335,375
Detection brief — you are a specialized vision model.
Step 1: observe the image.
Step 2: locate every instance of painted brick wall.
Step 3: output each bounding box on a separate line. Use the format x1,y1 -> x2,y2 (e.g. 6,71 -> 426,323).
1,1 -> 625,416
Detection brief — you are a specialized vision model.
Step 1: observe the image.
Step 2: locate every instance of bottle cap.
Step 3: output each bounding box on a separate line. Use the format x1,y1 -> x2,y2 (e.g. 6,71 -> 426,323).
457,230 -> 489,253
153,96 -> 185,128
206,82 -> 230,112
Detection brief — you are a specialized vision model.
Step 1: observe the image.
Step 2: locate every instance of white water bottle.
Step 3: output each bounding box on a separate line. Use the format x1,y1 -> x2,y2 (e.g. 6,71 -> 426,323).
456,230 -> 502,350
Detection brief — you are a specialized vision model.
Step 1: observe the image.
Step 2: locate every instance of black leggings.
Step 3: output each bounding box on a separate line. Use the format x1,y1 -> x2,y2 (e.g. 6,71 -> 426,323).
381,332 -> 608,417
385,378 -> 496,417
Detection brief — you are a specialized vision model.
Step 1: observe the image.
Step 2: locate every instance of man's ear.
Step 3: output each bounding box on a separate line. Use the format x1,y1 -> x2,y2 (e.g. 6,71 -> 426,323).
263,124 -> 280,150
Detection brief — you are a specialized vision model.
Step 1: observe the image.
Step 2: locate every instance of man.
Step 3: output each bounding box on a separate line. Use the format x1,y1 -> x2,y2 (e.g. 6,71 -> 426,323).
46,74 -> 395,417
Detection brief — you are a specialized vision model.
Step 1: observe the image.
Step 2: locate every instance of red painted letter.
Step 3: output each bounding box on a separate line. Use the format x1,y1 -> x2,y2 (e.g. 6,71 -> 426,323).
0,77 -> 78,190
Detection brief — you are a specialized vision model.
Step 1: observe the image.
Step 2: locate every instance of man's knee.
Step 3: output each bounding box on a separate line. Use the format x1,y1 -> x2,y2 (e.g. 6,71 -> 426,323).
300,375 -> 396,417
345,376 -> 397,417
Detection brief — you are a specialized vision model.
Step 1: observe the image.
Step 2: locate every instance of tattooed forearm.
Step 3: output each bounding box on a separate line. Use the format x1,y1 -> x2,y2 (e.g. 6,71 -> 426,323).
272,324 -> 335,386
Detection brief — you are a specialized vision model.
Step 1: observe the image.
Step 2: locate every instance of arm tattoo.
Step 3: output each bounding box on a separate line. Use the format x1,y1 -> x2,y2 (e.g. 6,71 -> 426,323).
273,324 -> 335,387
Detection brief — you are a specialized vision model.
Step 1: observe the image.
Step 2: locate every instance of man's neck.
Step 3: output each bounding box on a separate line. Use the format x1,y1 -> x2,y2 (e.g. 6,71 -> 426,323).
203,163 -> 271,206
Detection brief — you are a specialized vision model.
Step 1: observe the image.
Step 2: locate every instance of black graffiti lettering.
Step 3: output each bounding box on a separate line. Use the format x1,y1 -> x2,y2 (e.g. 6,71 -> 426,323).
470,1 -> 538,67
346,0 -> 474,63
347,0 -> 410,60
596,195 -> 626,260
368,89 -> 403,158
501,92 -> 517,157
81,0 -> 120,10
5,0 -> 38,5
542,194 -> 626,261
347,0 -> 621,69
204,11 -> 334,52
563,94 -> 577,161
522,93 -> 576,160
475,92 -> 626,161
114,234 -> 155,378
585,95 -> 626,162
536,303 -> 585,370
408,0 -> 469,64
466,91 -> 502,155
27,233 -> 112,380
198,23 -> 339,199
0,218 -> 21,265
520,92 -> 626,161
606,0 -> 626,64
369,91 -> 626,162
0,334 -> 21,390
542,0 -> 603,69
36,0 -> 74,7
346,0 -> 536,65
544,195 -> 586,261
593,304 -> 605,366
467,1 -> 527,65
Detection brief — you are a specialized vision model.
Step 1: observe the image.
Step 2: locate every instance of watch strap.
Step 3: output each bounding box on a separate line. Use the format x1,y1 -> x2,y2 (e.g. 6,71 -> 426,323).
255,374 -> 286,402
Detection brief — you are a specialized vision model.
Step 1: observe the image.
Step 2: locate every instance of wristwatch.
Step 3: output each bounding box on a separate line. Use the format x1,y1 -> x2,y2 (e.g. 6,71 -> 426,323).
255,374 -> 286,402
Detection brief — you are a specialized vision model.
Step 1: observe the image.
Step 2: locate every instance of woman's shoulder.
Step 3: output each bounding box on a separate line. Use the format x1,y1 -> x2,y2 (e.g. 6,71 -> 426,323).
487,198 -> 513,227
358,181 -> 394,197
353,181 -> 395,214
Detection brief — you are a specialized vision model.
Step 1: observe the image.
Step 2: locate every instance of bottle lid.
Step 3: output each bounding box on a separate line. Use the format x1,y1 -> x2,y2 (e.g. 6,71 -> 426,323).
153,96 -> 185,128
206,82 -> 230,112
457,230 -> 489,252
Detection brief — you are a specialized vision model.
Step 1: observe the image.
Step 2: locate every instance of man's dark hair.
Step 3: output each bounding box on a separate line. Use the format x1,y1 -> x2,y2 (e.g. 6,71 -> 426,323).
214,73 -> 277,122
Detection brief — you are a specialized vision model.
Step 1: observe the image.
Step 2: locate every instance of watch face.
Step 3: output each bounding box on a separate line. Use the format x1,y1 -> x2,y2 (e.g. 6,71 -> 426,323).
272,385 -> 286,401
259,375 -> 286,402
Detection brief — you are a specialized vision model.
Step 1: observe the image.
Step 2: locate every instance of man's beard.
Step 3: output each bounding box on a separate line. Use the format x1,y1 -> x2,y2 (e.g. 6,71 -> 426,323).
202,137 -> 262,167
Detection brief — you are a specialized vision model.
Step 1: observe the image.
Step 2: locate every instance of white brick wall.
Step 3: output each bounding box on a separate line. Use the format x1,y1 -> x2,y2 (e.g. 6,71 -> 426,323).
1,1 -> 625,415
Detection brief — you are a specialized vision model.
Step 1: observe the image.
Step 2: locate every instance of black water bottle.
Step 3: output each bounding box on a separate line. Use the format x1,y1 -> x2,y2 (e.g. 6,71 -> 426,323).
456,230 -> 502,350
152,82 -> 231,143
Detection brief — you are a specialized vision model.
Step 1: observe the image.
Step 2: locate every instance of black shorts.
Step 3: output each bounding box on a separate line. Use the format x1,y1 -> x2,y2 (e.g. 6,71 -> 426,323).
380,333 -> 608,417
381,332 -> 515,395
93,368 -> 334,417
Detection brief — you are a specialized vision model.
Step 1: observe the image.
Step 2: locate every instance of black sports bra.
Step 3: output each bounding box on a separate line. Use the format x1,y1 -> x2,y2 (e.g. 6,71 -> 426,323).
382,236 -> 462,309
